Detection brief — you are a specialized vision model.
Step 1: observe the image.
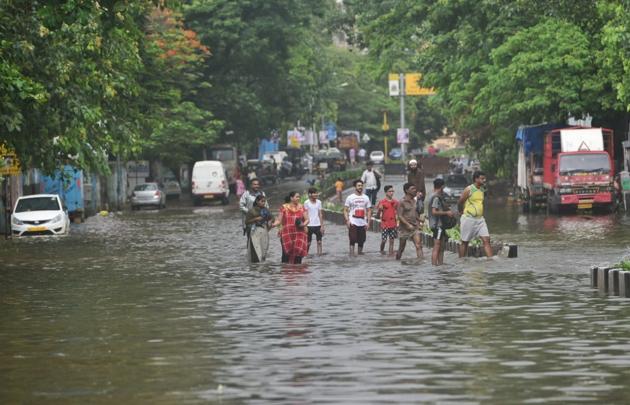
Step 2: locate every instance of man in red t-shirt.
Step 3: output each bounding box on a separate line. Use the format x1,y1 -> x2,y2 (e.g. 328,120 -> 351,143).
376,185 -> 399,256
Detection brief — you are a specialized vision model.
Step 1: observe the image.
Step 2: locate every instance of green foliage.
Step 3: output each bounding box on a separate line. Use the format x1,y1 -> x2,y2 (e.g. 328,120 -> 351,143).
349,0 -> 630,178
475,19 -> 600,126
611,259 -> 630,270
598,1 -> 630,111
184,0 -> 333,153
140,7 -> 223,169
6,0 -> 626,181
0,0 -> 154,174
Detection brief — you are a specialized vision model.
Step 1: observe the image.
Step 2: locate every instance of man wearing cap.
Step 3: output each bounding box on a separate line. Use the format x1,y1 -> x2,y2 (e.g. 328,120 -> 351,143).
407,159 -> 426,213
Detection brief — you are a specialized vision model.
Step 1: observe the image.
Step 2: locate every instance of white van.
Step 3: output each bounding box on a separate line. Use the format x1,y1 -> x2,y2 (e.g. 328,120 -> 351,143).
191,160 -> 230,205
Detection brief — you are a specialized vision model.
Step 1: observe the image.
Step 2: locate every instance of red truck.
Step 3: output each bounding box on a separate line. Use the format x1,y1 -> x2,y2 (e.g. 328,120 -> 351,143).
517,126 -> 615,213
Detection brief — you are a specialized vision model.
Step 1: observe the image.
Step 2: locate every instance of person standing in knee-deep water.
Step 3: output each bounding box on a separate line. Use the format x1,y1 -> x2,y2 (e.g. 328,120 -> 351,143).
275,191 -> 309,264
458,171 -> 493,258
396,182 -> 423,260
428,178 -> 455,266
304,188 -> 324,255
245,195 -> 275,263
344,179 -> 372,256
376,185 -> 399,256
239,179 -> 267,233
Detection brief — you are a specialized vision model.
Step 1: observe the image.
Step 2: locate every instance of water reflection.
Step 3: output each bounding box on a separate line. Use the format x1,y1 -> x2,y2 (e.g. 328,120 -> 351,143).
541,214 -> 617,241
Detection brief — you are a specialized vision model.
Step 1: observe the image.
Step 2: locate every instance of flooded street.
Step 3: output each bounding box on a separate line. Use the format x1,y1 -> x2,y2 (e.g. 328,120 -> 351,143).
2,181 -> 630,403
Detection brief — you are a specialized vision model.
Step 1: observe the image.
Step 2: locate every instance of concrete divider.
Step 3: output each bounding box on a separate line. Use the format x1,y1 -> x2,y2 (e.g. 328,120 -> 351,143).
608,269 -> 620,296
590,267 -> 630,298
323,209 -> 517,258
590,267 -> 599,288
619,271 -> 630,298
597,267 -> 610,294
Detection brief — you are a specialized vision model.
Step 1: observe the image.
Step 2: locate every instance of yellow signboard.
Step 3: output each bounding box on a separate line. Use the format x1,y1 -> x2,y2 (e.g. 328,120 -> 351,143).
404,73 -> 436,96
0,144 -> 20,175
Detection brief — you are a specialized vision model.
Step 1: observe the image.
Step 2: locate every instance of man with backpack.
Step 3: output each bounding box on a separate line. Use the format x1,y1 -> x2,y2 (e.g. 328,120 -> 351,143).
428,178 -> 456,266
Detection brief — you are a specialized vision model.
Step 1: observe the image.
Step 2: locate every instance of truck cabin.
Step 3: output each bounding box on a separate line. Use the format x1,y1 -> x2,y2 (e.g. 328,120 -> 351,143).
544,127 -> 614,184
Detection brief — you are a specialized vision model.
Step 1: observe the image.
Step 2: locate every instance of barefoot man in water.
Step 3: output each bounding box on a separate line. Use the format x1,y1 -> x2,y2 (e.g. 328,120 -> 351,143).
344,179 -> 372,256
458,171 -> 493,258
396,182 -> 423,260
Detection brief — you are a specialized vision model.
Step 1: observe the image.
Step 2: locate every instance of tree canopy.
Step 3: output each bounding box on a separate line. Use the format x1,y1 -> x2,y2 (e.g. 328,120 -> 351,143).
347,0 -> 630,176
1,0 -> 629,178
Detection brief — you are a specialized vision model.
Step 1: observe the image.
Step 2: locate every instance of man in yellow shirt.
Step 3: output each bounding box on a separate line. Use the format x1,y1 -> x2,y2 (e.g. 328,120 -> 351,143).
457,171 -> 493,258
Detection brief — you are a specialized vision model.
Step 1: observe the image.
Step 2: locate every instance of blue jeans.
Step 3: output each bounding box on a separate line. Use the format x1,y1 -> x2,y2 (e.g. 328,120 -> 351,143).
365,188 -> 377,207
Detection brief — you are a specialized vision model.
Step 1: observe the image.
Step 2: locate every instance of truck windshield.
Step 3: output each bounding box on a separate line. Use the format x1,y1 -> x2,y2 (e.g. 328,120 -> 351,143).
559,153 -> 610,175
15,197 -> 61,212
209,148 -> 235,161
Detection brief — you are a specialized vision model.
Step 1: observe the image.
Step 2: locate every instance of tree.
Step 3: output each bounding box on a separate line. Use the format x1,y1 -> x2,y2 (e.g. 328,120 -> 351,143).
140,7 -> 222,169
0,0 -> 153,173
598,0 -> 630,111
184,0 -> 336,154
348,0 -> 630,177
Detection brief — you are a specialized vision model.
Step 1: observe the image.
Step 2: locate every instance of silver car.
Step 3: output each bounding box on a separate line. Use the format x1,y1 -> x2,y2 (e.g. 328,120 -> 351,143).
131,182 -> 166,210
163,177 -> 182,199
443,174 -> 469,202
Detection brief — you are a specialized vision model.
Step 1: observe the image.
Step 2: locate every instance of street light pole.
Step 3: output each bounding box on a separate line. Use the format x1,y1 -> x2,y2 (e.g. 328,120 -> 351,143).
399,73 -> 406,162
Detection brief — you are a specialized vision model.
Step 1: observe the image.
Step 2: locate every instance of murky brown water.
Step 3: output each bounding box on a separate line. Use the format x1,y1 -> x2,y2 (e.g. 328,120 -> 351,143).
2,181 -> 630,403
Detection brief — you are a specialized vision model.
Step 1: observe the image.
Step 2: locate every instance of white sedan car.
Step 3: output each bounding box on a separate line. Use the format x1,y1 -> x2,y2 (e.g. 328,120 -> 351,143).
11,194 -> 70,237
369,150 -> 385,164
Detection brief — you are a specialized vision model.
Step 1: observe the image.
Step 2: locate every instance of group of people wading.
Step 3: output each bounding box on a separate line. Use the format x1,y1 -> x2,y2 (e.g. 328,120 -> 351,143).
239,167 -> 493,266
240,178 -> 324,264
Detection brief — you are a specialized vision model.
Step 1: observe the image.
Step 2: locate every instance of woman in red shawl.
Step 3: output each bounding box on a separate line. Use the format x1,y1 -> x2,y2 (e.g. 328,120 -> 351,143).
275,191 -> 309,264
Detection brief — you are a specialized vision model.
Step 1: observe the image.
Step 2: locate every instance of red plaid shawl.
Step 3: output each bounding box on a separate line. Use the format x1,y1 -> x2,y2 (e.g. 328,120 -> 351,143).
280,204 -> 308,258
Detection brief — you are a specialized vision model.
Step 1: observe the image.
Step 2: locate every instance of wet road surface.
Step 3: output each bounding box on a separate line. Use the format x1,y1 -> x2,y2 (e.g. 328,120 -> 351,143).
2,179 -> 630,403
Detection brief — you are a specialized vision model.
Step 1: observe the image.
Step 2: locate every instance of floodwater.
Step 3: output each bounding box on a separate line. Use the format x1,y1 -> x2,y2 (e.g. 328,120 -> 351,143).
2,182 -> 630,403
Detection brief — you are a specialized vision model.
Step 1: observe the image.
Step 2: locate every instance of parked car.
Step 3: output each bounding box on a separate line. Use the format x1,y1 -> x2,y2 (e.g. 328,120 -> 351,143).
369,150 -> 385,164
131,182 -> 166,210
163,177 -> 182,199
443,173 -> 469,202
11,194 -> 70,237
192,160 -> 230,205
389,147 -> 402,160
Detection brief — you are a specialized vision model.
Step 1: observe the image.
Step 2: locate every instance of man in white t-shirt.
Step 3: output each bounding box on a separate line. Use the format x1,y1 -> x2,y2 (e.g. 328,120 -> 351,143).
361,161 -> 382,206
358,148 -> 366,162
343,179 -> 372,256
304,187 -> 324,255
